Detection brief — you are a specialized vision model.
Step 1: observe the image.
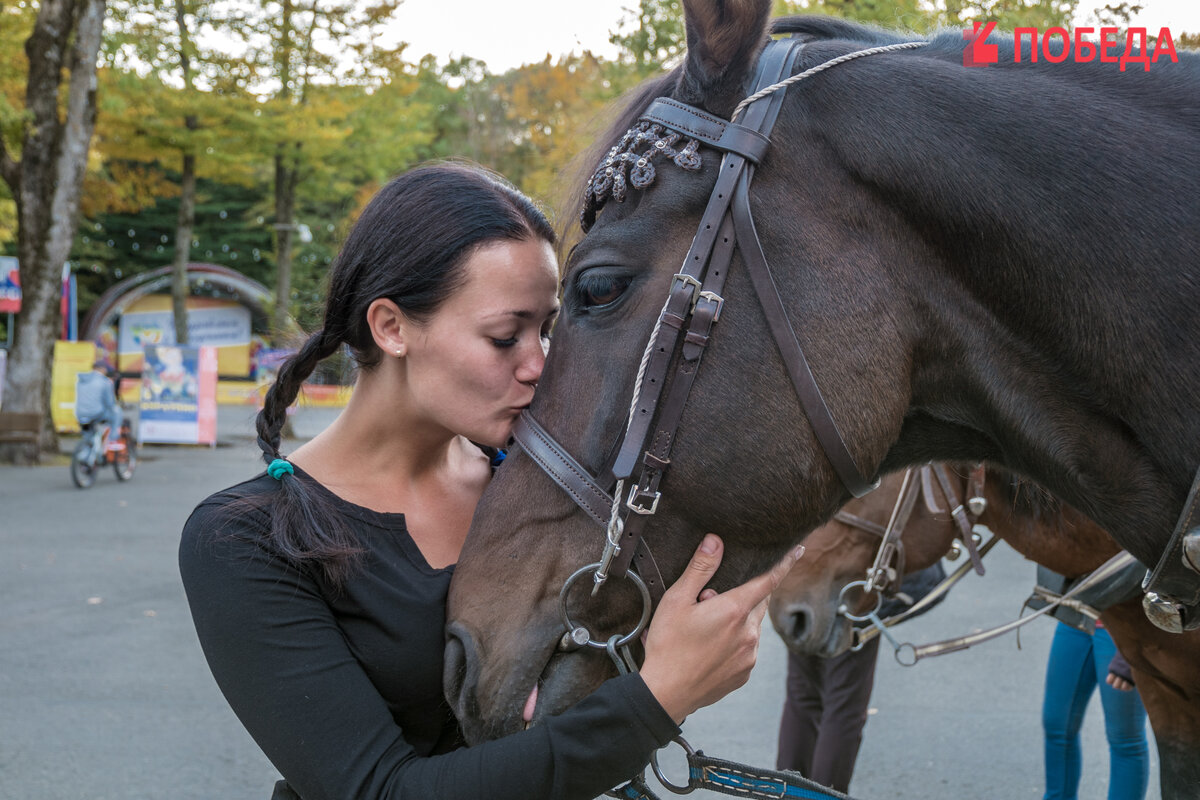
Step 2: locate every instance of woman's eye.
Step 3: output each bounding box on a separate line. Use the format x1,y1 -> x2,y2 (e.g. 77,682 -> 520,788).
491,337 -> 518,348
575,273 -> 631,309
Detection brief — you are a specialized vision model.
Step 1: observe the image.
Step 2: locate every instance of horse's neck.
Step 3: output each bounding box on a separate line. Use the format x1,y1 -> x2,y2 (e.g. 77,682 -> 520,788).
800,58 -> 1200,565
980,472 -> 1118,576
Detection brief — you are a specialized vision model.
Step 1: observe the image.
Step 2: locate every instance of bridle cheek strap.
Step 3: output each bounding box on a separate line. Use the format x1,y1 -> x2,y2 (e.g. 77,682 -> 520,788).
513,412 -> 670,601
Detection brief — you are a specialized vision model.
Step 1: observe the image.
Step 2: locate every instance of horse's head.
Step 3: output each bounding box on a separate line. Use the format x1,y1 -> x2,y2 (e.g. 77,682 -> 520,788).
445,1 -> 929,742
768,467 -> 965,657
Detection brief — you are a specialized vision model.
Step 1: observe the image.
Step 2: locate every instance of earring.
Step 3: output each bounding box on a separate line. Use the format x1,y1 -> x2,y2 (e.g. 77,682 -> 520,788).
394,348 -> 404,357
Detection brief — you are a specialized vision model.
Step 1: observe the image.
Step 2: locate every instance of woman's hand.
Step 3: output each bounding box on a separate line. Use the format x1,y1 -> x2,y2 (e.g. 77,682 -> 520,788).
637,534 -> 803,724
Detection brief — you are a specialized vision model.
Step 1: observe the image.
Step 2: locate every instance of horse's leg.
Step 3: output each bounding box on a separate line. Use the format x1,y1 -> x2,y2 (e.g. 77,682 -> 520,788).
1133,679 -> 1200,800
1103,600 -> 1200,800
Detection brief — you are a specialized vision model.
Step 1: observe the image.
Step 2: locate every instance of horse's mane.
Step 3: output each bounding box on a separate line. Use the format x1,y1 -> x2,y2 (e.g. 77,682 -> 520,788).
986,465 -> 1064,524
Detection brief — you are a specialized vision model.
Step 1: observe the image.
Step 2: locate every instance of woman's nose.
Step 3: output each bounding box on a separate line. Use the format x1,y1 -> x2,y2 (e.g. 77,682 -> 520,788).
516,340 -> 546,385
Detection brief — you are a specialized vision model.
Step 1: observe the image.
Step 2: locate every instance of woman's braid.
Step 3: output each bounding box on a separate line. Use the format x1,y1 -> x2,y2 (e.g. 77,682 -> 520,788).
255,329 -> 343,466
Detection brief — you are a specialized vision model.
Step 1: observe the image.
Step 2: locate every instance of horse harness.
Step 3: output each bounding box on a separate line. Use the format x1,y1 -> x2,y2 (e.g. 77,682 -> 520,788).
833,463 -> 988,595
1142,463 -> 1200,632
500,28 -> 1200,800
513,34 -> 938,613
512,35 -> 942,800
832,464 -> 990,660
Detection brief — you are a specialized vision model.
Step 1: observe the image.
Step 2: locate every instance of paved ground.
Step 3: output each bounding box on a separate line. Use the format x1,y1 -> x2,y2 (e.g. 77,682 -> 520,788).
0,405 -> 1160,799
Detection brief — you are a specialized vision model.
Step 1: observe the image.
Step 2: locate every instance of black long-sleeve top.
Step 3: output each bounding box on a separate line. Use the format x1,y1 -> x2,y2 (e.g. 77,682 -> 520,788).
179,470 -> 679,800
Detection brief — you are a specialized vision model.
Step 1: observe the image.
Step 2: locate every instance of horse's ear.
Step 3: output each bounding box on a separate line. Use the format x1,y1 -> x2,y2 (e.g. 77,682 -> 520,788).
676,0 -> 773,118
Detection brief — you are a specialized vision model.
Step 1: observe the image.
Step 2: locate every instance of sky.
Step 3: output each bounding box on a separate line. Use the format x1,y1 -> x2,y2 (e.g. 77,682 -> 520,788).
385,0 -> 1200,73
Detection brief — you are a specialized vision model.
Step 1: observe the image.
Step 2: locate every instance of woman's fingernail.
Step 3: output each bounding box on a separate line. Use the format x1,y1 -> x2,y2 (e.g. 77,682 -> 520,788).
700,535 -> 718,554
792,544 -> 805,560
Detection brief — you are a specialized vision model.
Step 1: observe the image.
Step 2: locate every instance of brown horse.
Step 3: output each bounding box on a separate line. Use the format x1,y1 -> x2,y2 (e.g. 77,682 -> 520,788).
767,467 -> 971,659
445,0 -> 1200,748
771,465 -> 1200,797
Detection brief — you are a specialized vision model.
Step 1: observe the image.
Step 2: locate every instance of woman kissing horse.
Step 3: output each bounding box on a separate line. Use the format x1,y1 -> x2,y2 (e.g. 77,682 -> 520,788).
770,464 -> 1200,798
445,0 -> 1200,747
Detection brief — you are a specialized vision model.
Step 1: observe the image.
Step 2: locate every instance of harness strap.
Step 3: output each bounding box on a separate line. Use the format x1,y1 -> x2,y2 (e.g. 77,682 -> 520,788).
859,466 -> 919,592
609,40 -> 799,485
642,98 -> 771,163
930,463 -> 986,575
833,510 -> 887,537
730,169 -> 876,497
609,40 -> 804,581
513,412 -> 613,527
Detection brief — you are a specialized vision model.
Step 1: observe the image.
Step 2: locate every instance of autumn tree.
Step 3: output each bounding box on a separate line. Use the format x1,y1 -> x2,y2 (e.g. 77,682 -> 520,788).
609,0 -> 685,77
0,0 -> 107,460
223,0 -> 407,337
99,0 -> 237,344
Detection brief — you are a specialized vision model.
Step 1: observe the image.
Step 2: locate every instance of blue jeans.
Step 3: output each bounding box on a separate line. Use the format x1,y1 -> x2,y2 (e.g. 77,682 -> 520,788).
83,407 -> 122,450
1042,622 -> 1149,800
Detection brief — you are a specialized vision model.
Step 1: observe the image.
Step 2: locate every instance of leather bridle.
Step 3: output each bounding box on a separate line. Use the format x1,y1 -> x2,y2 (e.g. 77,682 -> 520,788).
513,35 -> 882,616
833,464 -> 989,656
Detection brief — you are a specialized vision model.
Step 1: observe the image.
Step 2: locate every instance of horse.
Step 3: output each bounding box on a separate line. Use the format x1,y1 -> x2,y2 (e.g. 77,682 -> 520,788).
444,0 -> 1200,747
768,466 -> 977,659
770,464 -> 1200,797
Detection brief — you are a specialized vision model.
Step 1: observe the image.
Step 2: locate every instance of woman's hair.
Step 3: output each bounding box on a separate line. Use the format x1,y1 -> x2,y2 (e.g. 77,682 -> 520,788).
254,162 -> 555,586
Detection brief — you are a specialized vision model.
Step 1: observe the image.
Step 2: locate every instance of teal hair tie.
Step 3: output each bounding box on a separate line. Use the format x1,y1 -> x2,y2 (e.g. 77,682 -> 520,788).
267,458 -> 294,480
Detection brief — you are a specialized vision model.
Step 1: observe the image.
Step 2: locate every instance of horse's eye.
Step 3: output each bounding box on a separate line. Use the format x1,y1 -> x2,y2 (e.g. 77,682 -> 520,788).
574,272 -> 631,309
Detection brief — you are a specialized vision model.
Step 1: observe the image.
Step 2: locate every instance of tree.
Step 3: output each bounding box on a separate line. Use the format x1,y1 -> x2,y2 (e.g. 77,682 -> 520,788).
0,0 -> 107,461
226,0 -> 405,337
609,0 -> 685,77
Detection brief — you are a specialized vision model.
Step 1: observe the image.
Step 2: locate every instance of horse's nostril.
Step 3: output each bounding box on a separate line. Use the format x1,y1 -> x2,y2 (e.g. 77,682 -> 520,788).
443,622 -> 479,719
788,608 -> 810,643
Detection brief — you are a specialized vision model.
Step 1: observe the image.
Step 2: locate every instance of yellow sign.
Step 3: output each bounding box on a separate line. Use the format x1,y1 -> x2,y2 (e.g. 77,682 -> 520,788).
51,340 -> 97,433
118,295 -> 252,377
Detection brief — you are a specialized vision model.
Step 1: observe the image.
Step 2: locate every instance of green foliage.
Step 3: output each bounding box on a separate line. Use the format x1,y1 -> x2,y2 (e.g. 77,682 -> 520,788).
9,0 -> 1165,342
71,176 -> 275,309
610,0 -> 685,75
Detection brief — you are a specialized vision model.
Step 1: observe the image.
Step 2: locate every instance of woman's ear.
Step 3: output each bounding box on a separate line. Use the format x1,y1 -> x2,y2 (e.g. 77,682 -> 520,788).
366,298 -> 409,358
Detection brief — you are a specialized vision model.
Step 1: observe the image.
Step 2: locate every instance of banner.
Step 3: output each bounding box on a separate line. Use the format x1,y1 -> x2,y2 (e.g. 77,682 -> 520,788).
0,256 -> 19,313
50,340 -> 97,433
139,344 -> 218,445
118,296 -> 251,377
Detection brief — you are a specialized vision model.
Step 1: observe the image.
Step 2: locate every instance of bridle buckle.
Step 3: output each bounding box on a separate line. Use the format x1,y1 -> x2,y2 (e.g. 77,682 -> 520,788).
697,290 -> 724,322
672,273 -> 703,312
626,483 -> 661,515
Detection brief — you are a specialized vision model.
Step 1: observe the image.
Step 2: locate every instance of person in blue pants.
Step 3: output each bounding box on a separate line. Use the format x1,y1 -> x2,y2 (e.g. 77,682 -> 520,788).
1041,619 -> 1149,800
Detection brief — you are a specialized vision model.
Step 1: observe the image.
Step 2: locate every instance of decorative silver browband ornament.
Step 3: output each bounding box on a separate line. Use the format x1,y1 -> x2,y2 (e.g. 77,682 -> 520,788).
581,120 -> 702,232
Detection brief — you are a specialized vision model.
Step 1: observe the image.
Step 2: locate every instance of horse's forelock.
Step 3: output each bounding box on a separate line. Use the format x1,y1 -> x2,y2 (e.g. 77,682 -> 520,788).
558,68 -> 685,253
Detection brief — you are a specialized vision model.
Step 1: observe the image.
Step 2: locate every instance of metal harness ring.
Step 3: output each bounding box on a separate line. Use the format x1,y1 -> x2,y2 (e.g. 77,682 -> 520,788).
836,579 -> 883,623
650,736 -> 697,794
559,562 -> 653,650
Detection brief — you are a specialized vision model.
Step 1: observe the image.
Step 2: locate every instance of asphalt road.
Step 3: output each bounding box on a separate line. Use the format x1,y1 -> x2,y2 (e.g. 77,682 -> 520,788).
0,406 -> 1160,799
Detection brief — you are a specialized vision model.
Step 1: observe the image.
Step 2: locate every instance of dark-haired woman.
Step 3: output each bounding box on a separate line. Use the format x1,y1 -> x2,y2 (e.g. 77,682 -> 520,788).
179,163 -> 801,800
